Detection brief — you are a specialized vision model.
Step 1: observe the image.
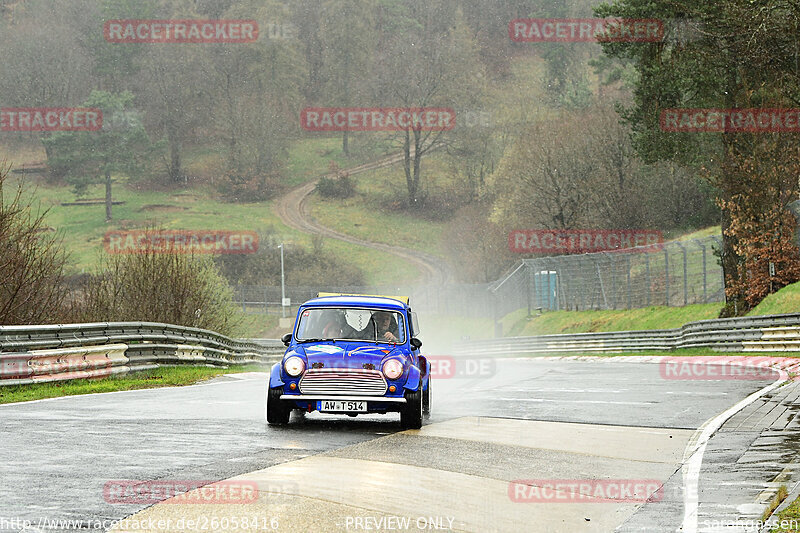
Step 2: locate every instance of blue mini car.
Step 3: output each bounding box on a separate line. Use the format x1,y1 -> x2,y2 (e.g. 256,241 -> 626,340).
266,293 -> 430,429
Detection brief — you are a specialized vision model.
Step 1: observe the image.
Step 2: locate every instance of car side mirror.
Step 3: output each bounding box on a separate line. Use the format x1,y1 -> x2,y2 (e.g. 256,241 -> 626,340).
281,333 -> 292,347
410,338 -> 422,350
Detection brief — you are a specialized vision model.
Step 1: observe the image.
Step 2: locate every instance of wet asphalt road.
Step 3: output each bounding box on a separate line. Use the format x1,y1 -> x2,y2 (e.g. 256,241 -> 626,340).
0,358 -> 779,532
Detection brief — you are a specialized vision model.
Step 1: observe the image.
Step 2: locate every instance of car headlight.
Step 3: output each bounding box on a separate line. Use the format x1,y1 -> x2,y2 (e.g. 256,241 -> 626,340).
382,359 -> 404,380
284,356 -> 305,377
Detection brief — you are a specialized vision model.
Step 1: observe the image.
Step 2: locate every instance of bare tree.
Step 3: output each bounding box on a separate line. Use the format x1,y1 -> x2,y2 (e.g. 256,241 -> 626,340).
489,115 -> 596,230
373,2 -> 484,206
0,163 -> 68,324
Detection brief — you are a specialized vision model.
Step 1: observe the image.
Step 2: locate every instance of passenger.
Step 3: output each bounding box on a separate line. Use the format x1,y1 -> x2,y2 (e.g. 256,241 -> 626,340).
320,310 -> 353,339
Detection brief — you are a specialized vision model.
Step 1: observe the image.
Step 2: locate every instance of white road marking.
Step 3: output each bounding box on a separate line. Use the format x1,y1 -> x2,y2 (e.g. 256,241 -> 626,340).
493,397 -> 653,406
680,372 -> 789,533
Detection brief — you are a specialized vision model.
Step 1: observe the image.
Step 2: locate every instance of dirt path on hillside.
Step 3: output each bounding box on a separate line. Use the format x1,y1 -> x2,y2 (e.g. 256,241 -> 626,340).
273,151 -> 450,284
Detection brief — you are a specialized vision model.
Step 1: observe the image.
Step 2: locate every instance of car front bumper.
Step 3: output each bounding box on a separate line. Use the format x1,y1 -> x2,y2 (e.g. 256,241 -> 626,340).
280,394 -> 406,403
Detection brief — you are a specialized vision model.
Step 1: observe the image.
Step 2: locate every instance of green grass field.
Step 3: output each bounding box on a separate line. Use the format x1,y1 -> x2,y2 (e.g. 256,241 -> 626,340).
750,281 -> 800,316
307,154 -> 453,260
2,136 -> 419,285
285,136 -> 395,187
506,303 -> 724,336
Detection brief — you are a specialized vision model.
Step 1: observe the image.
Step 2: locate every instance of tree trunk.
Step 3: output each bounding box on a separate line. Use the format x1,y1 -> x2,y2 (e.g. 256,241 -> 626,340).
403,129 -> 414,205
411,129 -> 423,205
168,133 -> 182,183
105,170 -> 113,222
224,72 -> 239,170
719,68 -> 747,317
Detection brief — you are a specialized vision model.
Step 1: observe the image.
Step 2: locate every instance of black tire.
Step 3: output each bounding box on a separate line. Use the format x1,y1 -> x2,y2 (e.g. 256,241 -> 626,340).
400,387 -> 423,430
266,386 -> 290,425
422,378 -> 431,419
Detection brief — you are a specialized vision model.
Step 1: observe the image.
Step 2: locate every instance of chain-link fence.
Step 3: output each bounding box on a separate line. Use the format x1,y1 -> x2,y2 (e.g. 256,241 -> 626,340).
233,236 -> 726,320
491,236 -> 725,317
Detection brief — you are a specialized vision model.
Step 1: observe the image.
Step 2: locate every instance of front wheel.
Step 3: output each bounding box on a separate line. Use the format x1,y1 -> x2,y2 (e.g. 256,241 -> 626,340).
266,386 -> 290,425
400,387 -> 423,430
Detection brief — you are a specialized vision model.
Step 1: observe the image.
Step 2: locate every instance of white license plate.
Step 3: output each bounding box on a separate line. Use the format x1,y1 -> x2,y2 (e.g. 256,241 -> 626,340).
317,400 -> 367,412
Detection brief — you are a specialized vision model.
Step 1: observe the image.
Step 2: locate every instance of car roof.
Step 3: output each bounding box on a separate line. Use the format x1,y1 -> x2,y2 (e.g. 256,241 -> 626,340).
301,295 -> 408,311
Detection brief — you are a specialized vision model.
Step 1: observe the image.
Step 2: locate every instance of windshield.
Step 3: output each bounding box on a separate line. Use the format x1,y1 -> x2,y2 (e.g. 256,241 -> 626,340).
295,308 -> 406,344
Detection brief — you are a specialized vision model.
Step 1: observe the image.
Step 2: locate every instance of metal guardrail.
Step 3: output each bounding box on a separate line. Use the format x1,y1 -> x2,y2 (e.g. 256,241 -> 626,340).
0,322 -> 285,386
455,313 -> 800,356
8,313 -> 800,385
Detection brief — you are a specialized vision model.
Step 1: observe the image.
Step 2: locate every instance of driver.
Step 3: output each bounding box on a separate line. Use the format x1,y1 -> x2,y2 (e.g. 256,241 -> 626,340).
373,311 -> 399,342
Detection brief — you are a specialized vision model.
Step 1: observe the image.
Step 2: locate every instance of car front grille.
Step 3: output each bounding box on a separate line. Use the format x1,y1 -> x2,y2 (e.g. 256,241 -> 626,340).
299,368 -> 387,396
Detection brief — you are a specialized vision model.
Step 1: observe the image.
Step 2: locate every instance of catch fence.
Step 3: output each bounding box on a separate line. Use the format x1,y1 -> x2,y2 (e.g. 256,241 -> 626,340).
233,236 -> 726,320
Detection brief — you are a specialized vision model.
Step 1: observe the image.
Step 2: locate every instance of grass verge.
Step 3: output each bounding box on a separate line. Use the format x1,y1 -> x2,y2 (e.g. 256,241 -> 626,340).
751,281 -> 800,317
502,348 -> 800,358
0,364 -> 268,405
770,487 -> 800,532
505,303 -> 723,336
765,485 -> 790,522
3,136 -> 413,285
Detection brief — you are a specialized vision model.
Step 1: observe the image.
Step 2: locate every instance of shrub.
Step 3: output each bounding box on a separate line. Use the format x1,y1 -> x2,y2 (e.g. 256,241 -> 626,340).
215,229 -> 364,286
71,237 -> 241,336
316,173 -> 355,199
0,163 -> 69,324
217,168 -> 281,202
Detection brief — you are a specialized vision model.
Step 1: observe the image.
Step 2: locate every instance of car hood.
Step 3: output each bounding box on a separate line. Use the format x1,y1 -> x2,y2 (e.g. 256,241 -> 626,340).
297,342 -> 406,368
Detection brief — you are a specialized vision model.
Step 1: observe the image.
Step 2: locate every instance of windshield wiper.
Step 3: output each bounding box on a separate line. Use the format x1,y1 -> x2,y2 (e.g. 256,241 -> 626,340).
297,338 -> 324,343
